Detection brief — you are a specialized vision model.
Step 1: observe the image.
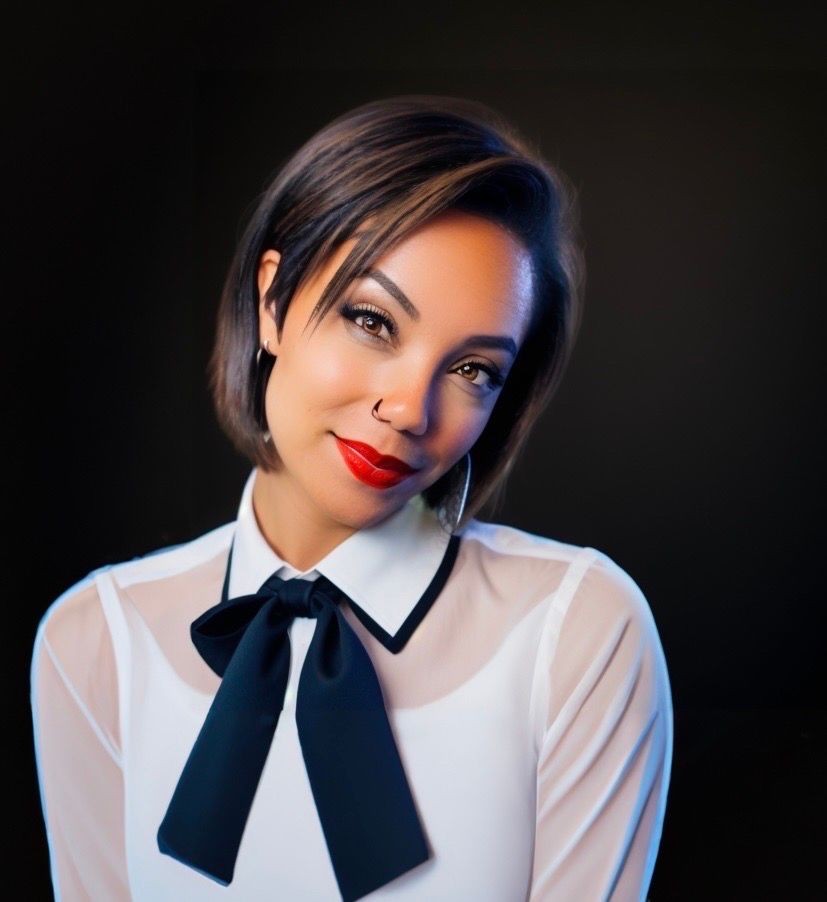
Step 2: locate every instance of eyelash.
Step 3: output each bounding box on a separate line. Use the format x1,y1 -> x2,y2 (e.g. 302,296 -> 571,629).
340,300 -> 506,392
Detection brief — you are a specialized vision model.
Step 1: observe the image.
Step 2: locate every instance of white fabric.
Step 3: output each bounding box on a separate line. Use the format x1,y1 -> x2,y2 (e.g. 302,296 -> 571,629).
31,466 -> 673,900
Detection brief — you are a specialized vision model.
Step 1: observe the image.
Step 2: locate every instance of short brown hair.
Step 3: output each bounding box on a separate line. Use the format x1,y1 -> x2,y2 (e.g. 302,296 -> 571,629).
208,94 -> 584,533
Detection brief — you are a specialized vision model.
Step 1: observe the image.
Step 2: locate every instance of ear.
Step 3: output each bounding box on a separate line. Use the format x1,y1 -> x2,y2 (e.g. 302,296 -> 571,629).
257,248 -> 282,354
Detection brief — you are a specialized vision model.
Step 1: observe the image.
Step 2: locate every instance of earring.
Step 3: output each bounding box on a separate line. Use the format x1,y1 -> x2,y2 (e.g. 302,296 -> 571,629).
453,451 -> 472,533
256,338 -> 273,367
257,339 -> 273,443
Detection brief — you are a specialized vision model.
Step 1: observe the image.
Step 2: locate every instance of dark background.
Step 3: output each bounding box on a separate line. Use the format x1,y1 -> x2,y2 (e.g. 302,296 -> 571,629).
8,3 -> 825,898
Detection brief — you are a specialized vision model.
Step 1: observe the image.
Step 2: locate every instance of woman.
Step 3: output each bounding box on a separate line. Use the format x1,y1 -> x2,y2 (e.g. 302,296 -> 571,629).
30,95 -> 673,900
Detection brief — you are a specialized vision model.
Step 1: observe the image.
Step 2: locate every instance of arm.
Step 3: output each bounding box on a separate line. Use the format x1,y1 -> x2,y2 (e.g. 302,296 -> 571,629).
528,550 -> 673,901
30,577 -> 131,901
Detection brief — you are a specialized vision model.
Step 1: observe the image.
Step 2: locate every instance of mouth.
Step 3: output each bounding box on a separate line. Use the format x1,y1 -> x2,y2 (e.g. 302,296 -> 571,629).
333,435 -> 420,474
332,434 -> 422,490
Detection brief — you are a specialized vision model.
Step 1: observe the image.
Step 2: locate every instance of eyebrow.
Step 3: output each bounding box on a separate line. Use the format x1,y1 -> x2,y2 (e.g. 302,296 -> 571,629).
365,268 -> 519,359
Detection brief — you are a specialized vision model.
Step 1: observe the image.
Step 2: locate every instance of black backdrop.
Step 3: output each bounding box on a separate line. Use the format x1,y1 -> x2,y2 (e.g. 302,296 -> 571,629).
8,4 -> 825,898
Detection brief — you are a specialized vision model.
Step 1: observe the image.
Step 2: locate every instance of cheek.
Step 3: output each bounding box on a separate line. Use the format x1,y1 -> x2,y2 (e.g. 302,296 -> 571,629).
305,344 -> 370,407
436,405 -> 492,466
270,338 -> 368,413
318,347 -> 362,386
452,413 -> 488,450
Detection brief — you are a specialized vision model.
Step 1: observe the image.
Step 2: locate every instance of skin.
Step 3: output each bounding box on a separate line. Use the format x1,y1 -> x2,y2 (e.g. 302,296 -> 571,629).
253,209 -> 535,571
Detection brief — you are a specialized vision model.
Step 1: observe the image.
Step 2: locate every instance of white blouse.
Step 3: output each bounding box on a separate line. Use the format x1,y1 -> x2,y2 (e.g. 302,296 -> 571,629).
31,466 -> 673,901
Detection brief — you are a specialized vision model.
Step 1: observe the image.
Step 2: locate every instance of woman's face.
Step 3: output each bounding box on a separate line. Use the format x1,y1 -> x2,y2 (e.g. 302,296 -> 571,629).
257,209 -> 534,530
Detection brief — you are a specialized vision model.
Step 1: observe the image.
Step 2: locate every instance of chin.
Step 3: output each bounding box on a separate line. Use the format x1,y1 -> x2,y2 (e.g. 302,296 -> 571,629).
316,483 -> 408,529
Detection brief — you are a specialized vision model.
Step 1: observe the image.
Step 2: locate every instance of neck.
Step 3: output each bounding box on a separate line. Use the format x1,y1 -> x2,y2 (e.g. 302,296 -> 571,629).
251,465 -> 358,573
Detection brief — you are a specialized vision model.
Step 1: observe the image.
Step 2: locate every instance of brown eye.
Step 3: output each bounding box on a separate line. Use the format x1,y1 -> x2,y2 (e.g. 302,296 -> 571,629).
455,361 -> 505,391
360,314 -> 383,336
340,301 -> 397,343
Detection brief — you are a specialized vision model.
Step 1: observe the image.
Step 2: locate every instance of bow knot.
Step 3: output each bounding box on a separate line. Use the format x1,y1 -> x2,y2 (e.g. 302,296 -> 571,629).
262,573 -> 326,618
188,575 -> 346,679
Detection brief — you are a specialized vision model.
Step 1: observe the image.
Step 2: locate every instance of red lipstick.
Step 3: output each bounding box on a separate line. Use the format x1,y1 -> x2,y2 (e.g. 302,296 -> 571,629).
333,435 -> 419,489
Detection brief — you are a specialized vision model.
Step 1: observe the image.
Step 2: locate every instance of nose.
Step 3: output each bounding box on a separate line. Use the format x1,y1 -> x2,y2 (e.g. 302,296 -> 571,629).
376,368 -> 433,436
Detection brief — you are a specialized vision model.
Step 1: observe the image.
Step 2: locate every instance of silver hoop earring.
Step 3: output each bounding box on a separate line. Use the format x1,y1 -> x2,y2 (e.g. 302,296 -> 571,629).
453,451 -> 472,533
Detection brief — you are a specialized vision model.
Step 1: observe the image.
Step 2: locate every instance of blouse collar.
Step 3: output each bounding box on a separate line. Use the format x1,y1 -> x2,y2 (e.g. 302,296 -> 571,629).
226,467 -> 462,653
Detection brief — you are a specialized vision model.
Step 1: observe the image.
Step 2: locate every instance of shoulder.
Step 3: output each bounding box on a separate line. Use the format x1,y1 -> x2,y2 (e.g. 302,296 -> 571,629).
34,520 -> 234,663
519,537 -> 673,744
461,517 -> 662,638
461,518 -> 670,711
483,523 -> 676,760
460,516 -> 585,566
32,567 -> 108,675
458,518 -> 655,625
457,517 -> 590,603
558,544 -> 663,648
101,520 -> 234,591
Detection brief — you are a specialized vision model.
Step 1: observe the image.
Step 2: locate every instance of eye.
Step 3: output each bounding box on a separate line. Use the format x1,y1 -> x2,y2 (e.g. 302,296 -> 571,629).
340,300 -> 506,394
340,301 -> 397,343
454,361 -> 506,393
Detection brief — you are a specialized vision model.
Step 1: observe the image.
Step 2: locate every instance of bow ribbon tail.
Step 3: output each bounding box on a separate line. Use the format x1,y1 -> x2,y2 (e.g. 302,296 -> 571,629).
296,605 -> 430,902
157,599 -> 292,885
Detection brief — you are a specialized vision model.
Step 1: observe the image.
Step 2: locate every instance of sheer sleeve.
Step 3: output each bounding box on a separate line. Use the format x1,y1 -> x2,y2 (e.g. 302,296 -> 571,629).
528,550 -> 673,901
30,573 -> 131,900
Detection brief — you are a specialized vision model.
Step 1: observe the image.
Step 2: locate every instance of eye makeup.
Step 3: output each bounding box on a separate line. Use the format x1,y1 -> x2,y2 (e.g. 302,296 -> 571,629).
339,299 -> 506,392
341,300 -> 399,339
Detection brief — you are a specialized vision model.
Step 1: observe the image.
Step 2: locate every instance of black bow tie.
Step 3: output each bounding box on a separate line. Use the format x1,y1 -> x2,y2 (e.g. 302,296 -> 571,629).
156,539 -> 430,901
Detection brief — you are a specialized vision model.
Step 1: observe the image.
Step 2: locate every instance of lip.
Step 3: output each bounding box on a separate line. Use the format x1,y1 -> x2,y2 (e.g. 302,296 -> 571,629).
335,436 -> 420,473
333,435 -> 421,490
